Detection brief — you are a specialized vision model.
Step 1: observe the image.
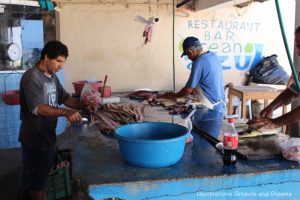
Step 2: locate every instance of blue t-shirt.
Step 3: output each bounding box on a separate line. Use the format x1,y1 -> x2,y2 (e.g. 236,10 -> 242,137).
185,51 -> 225,113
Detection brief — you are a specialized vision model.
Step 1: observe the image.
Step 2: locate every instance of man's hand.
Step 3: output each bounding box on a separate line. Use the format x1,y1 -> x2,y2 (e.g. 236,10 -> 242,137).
63,96 -> 99,113
260,106 -> 273,118
81,101 -> 99,113
159,87 -> 193,100
64,109 -> 82,123
159,92 -> 177,99
247,117 -> 280,129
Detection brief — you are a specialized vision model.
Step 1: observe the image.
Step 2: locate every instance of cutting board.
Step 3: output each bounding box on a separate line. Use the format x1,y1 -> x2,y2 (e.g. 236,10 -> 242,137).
238,134 -> 282,160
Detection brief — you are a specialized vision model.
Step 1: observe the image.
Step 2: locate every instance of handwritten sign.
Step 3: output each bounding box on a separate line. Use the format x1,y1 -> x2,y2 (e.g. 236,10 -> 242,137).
180,19 -> 265,71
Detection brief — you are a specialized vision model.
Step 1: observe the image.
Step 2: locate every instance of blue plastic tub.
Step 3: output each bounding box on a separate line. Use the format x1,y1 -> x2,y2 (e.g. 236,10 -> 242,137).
115,122 -> 189,168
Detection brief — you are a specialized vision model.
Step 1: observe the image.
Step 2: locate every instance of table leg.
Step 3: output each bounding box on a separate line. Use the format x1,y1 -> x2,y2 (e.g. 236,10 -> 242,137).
228,94 -> 233,115
283,105 -> 287,134
283,105 -> 287,114
264,100 -> 268,108
242,97 -> 246,119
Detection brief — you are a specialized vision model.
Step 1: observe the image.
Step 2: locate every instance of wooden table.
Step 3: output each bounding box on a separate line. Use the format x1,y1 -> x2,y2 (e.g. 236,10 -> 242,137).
228,86 -> 286,119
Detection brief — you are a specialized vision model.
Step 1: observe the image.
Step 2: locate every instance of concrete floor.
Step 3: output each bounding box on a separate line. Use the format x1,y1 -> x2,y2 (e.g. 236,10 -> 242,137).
0,148 -> 22,200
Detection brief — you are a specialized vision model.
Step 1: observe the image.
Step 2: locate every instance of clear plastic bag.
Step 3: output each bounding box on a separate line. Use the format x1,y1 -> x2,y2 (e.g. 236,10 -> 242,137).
174,109 -> 196,143
280,137 -> 300,163
177,118 -> 193,132
174,117 -> 193,143
80,82 -> 101,110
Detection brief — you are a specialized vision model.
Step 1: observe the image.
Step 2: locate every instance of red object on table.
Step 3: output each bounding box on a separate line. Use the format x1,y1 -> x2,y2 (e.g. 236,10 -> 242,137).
72,80 -> 103,96
100,86 -> 111,97
100,75 -> 111,97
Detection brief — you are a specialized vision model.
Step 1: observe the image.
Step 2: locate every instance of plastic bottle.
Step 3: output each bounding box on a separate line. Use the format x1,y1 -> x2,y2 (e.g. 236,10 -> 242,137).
223,118 -> 238,165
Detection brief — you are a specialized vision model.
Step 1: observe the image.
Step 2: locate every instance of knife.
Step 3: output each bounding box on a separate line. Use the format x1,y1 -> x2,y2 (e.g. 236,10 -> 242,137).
193,126 -> 248,160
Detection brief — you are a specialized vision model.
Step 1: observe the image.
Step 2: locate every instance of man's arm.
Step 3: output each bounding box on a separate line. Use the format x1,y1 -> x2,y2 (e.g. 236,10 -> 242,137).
260,88 -> 296,117
63,96 -> 97,112
248,105 -> 300,129
273,105 -> 300,126
63,97 -> 83,110
37,104 -> 82,123
160,86 -> 193,99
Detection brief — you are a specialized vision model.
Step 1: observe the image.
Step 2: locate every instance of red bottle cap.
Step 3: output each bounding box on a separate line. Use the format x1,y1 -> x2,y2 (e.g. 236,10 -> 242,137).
228,118 -> 235,123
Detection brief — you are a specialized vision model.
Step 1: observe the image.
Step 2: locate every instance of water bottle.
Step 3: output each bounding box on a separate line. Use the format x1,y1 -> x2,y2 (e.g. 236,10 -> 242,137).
223,118 -> 238,165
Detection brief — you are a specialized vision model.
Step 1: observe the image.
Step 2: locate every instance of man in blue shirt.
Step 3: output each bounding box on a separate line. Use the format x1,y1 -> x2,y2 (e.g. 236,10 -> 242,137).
161,36 -> 225,113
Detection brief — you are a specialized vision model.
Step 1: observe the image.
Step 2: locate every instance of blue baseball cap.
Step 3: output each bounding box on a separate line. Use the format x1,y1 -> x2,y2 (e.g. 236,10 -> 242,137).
181,37 -> 202,57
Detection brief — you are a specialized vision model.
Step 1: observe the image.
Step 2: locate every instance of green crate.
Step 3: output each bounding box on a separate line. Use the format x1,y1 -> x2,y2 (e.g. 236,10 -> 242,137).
47,149 -> 72,200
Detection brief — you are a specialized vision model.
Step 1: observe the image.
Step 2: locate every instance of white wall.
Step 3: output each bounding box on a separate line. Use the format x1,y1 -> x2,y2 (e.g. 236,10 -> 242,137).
59,3 -> 174,93
176,0 -> 295,88
57,0 -> 295,93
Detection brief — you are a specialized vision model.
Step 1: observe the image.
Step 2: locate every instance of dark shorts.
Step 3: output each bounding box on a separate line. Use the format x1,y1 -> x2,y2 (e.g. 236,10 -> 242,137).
21,145 -> 55,191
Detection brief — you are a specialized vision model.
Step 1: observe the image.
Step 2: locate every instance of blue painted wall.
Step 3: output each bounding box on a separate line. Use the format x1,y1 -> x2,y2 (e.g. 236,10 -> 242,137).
0,73 -> 22,148
0,70 -> 67,149
89,170 -> 300,200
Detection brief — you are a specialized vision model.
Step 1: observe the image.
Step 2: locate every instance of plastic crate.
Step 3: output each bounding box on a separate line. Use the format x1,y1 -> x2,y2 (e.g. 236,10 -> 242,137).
47,149 -> 72,200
